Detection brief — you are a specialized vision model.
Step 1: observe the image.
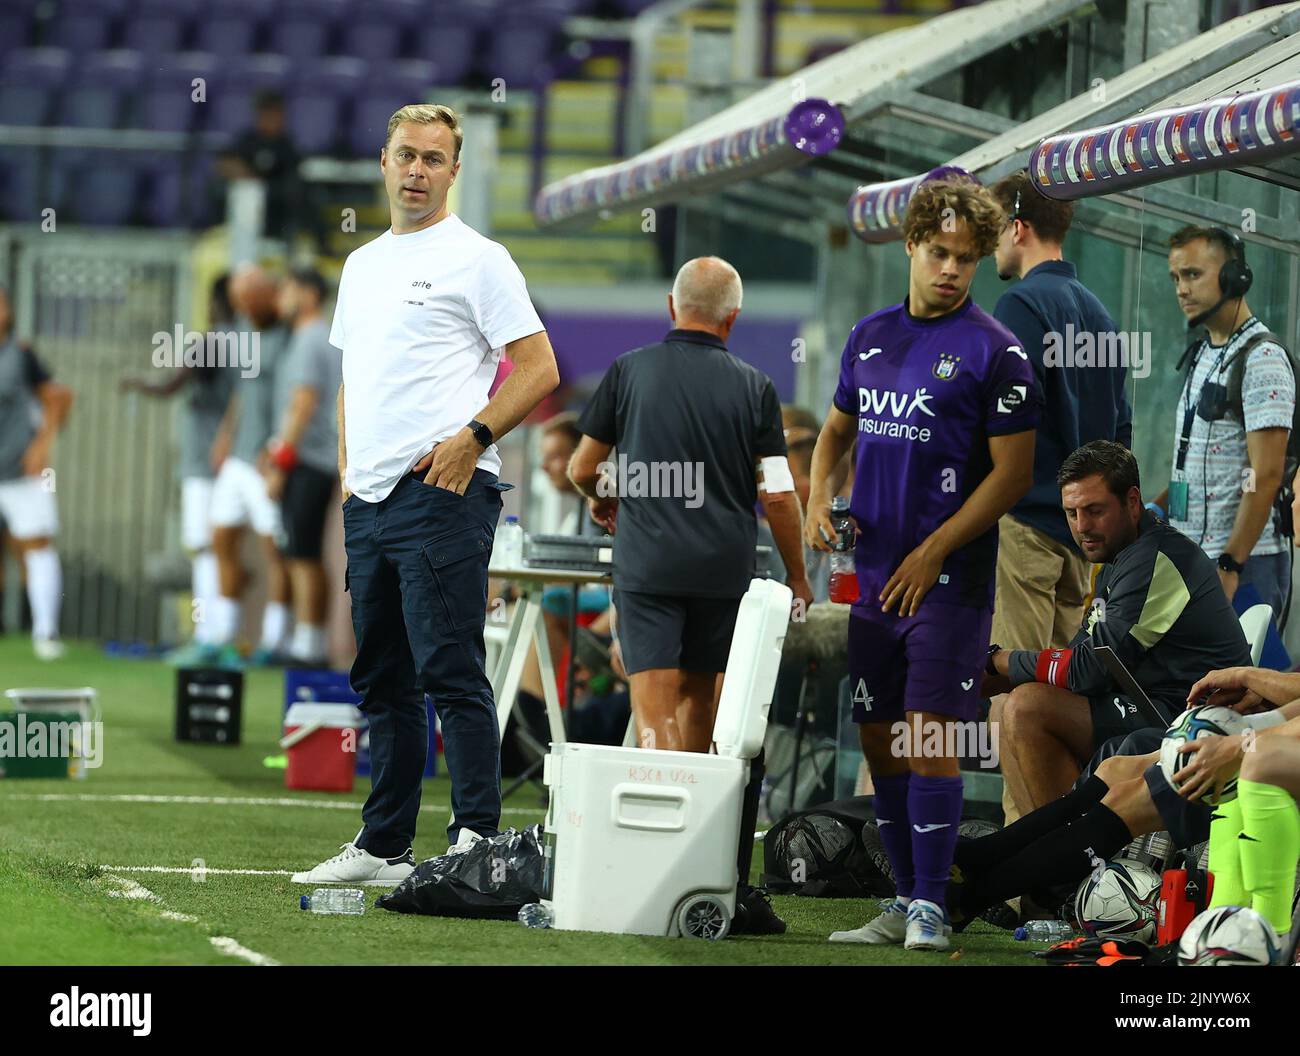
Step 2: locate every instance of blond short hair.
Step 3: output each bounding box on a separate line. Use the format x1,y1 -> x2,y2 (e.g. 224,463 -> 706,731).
385,103 -> 463,160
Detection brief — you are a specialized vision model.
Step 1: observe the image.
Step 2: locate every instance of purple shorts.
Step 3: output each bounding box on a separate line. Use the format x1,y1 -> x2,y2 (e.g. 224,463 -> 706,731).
847,601 -> 992,723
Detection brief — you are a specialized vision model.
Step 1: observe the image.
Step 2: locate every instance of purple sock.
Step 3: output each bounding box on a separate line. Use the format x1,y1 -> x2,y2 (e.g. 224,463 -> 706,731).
872,772 -> 914,900
908,774 -> 964,906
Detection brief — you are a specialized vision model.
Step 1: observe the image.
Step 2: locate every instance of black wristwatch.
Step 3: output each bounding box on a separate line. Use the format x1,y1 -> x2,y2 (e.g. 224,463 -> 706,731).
1217,553 -> 1245,575
467,419 -> 494,449
986,643 -> 1001,676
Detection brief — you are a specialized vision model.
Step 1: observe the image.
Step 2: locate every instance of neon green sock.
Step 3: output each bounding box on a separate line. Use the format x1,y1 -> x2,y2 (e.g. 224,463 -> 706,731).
1207,797 -> 1247,909
1238,778 -> 1300,935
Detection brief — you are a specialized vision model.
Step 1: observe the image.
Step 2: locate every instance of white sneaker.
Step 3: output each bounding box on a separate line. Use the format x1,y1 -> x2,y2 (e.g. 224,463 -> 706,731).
291,842 -> 415,886
904,898 -> 953,951
829,897 -> 909,944
444,829 -> 484,856
33,638 -> 66,661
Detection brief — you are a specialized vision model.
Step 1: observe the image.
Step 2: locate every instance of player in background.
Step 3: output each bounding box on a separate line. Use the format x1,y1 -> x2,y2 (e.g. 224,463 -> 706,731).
264,268 -> 341,667
0,284 -> 73,659
805,171 -> 1039,951
122,274 -> 236,664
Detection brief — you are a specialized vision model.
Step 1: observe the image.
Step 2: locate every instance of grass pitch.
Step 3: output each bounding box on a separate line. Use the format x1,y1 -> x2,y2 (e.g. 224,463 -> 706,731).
0,637 -> 1035,965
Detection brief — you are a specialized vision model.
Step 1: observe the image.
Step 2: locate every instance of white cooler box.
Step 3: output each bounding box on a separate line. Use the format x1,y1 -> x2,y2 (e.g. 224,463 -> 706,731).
542,578 -> 791,939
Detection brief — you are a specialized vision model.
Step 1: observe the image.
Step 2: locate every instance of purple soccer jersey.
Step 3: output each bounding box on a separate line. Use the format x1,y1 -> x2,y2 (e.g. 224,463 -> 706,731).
833,297 -> 1040,612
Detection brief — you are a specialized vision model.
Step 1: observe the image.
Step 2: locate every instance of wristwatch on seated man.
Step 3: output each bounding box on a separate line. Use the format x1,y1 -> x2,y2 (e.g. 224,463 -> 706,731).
1217,553 -> 1245,575
468,419 -> 493,449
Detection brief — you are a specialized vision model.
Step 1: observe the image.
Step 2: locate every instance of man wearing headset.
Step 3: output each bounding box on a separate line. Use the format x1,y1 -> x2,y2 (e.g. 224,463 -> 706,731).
1154,226 -> 1295,618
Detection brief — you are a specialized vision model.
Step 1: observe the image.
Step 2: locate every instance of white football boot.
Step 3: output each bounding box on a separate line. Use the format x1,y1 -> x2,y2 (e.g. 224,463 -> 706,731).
829,897 -> 910,944
904,898 -> 953,951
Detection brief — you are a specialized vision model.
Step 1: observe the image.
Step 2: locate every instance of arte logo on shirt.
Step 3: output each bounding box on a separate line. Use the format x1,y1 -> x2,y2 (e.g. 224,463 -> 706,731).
856,386 -> 936,442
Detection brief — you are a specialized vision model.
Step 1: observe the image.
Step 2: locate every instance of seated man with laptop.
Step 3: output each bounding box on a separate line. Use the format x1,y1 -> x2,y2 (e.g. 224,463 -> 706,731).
982,441 -> 1252,818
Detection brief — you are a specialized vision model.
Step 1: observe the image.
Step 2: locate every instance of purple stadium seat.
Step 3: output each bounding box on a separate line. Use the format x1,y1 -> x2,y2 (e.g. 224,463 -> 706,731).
1,48 -> 71,87
295,56 -> 366,97
285,93 -> 342,154
350,92 -> 410,156
367,60 -> 437,101
146,51 -> 220,91
222,53 -> 292,89
267,17 -> 332,61
196,17 -> 259,57
49,15 -> 113,53
141,89 -> 200,134
61,53 -> 144,131
137,0 -> 205,15
75,164 -> 139,226
413,25 -> 477,85
427,0 -> 505,30
207,91 -> 259,141
124,16 -> 187,54
484,20 -> 557,87
340,23 -> 403,62
145,156 -> 217,228
0,86 -> 54,127
0,150 -> 47,221
0,12 -> 33,56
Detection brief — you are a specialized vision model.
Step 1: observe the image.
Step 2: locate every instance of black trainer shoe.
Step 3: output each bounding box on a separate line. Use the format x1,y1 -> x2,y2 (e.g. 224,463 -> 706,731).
732,885 -> 787,936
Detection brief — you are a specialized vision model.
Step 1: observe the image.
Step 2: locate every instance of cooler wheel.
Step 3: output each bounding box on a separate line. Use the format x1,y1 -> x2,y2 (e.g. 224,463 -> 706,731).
676,894 -> 731,941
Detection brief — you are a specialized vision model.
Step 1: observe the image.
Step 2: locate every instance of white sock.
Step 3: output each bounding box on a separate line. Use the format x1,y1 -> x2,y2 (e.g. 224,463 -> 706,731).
289,623 -> 328,662
208,595 -> 241,646
191,550 -> 219,644
23,546 -> 62,642
260,601 -> 290,653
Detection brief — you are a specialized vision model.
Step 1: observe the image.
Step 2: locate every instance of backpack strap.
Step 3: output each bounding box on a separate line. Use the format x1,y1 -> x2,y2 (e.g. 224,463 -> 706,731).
1225,330 -> 1290,422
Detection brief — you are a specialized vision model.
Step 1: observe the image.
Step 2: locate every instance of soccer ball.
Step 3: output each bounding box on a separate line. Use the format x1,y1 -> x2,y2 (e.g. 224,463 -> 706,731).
1074,860 -> 1162,941
1157,705 -> 1248,806
1177,906 -> 1281,966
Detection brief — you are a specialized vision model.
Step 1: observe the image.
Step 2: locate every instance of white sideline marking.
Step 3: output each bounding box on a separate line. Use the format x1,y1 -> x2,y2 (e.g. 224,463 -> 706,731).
106,866 -> 293,877
2,793 -> 542,815
98,873 -> 278,966
210,937 -> 279,967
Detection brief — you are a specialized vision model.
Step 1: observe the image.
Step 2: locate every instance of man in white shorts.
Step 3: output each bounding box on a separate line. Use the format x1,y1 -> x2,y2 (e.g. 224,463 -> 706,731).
208,266 -> 291,665
0,285 -> 73,660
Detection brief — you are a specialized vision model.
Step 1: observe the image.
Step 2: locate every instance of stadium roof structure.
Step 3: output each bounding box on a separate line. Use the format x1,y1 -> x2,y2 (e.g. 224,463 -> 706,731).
847,3 -> 1300,243
533,0 -> 1100,236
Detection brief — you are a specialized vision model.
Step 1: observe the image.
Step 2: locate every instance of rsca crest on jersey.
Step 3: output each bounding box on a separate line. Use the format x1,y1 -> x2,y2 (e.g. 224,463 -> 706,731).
932,352 -> 960,381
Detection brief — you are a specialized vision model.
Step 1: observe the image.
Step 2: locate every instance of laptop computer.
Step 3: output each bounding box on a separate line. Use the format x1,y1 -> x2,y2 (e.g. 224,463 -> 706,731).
1093,645 -> 1171,730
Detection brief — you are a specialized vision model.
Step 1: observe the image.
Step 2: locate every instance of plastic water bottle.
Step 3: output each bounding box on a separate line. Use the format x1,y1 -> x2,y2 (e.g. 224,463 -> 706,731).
827,497 -> 860,604
300,888 -> 366,915
1014,920 -> 1073,942
497,516 -> 525,569
518,902 -> 553,929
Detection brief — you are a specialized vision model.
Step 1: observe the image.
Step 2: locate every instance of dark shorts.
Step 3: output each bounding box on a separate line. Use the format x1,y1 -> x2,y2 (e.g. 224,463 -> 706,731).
1087,692 -> 1168,751
614,589 -> 741,675
847,602 -> 991,723
1081,728 -> 1212,851
281,463 -> 336,559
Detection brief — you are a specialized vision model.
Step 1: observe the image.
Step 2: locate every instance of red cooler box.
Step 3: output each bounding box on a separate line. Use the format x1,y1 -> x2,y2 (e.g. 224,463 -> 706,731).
282,703 -> 364,793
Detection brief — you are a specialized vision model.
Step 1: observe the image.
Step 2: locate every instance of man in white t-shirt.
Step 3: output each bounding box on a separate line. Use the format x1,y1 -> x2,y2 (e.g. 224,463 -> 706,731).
294,103 -> 558,887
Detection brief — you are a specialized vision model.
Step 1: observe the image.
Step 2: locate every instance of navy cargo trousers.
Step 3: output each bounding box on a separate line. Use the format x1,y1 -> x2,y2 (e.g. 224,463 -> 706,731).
343,469 -> 509,855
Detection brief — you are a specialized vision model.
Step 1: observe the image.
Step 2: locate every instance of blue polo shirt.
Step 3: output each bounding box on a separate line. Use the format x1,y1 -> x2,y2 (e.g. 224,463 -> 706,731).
993,260 -> 1132,548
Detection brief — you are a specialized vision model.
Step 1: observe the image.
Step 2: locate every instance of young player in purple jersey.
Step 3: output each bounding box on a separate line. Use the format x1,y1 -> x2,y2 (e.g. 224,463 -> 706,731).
805,173 -> 1040,951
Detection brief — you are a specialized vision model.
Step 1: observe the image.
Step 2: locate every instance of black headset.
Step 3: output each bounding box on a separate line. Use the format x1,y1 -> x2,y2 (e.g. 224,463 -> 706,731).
1210,227 -> 1253,298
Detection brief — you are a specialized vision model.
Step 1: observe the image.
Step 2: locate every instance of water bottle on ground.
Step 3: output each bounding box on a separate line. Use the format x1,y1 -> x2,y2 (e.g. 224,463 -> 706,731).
497,516 -> 525,569
300,888 -> 366,915
1014,920 -> 1073,942
827,497 -> 860,604
518,902 -> 553,929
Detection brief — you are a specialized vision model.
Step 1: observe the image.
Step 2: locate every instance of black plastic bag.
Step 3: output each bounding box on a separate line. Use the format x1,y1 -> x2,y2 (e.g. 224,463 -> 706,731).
761,796 -> 892,898
376,825 -> 546,920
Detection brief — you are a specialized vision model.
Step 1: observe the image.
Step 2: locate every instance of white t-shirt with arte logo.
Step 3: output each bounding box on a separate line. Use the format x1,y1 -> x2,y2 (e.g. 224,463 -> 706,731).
329,212 -> 544,502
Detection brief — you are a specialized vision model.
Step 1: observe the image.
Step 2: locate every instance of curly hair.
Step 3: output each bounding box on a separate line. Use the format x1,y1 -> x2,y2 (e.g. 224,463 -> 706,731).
902,177 -> 1004,259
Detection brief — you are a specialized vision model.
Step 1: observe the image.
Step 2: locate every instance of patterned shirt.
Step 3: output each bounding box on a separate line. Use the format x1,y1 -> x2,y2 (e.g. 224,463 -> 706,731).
1169,317 -> 1294,557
